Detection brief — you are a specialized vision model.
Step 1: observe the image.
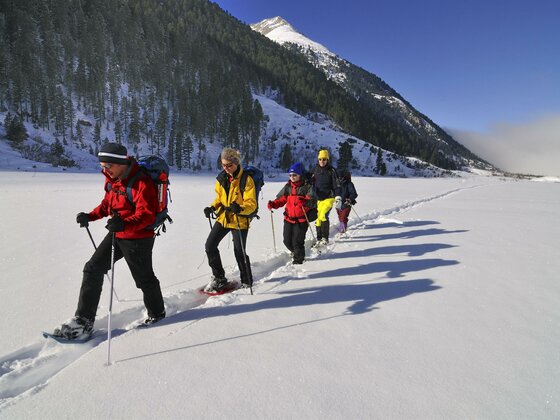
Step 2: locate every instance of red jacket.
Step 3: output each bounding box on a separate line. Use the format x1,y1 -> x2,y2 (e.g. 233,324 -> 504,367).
88,162 -> 157,239
269,180 -> 316,224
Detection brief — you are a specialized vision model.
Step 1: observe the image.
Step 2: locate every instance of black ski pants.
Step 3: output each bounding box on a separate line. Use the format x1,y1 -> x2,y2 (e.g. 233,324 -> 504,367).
75,233 -> 165,322
205,221 -> 251,284
283,221 -> 308,264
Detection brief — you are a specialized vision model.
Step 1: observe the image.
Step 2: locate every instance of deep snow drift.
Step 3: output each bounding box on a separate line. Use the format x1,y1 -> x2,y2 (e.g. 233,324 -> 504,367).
0,172 -> 559,419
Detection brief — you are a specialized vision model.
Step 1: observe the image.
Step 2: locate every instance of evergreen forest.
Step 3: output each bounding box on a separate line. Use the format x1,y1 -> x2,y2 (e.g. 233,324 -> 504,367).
0,0 -> 481,170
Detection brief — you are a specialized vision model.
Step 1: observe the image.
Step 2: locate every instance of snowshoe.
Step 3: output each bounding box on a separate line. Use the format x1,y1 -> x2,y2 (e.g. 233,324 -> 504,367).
142,312 -> 166,326
203,276 -> 229,293
51,316 -> 94,341
42,330 -> 96,344
200,281 -> 239,296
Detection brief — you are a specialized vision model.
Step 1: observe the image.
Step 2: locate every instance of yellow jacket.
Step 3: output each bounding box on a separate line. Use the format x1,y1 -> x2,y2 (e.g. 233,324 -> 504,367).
210,167 -> 257,230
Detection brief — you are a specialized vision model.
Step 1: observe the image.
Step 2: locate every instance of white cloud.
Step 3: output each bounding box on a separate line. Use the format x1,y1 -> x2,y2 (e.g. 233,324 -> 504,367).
449,115 -> 560,176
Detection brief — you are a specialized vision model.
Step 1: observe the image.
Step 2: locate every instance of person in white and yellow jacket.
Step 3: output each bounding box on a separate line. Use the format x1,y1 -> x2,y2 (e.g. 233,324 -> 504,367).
203,148 -> 257,292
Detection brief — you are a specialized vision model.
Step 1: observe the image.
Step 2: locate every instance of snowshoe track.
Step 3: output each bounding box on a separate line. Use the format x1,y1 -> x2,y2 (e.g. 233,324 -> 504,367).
0,183 -> 482,410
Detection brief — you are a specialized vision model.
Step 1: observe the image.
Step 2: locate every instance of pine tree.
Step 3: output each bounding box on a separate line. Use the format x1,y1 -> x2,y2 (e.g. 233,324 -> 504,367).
183,135 -> 193,170
338,141 -> 353,172
75,121 -> 83,146
375,147 -> 387,176
128,97 -> 141,146
280,143 -> 293,171
114,120 -> 123,144
5,113 -> 28,144
154,105 -> 168,155
93,121 -> 101,145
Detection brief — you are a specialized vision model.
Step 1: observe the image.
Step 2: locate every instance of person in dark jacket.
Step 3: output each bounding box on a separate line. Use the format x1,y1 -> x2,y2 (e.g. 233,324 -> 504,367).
268,162 -> 316,264
203,148 -> 257,292
313,149 -> 341,244
52,143 -> 166,340
336,170 -> 358,233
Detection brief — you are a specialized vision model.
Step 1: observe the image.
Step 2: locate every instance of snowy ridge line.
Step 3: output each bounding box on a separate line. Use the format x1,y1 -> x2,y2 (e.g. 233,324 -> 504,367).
0,184 -> 479,409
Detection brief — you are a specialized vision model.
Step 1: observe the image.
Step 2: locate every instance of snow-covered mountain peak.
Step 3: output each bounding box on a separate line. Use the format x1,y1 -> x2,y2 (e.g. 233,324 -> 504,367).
251,16 -> 487,170
251,17 -> 332,57
250,16 -> 293,36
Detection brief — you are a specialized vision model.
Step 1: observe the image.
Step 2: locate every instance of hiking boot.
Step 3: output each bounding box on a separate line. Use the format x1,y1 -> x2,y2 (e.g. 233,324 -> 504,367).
204,276 -> 229,293
312,239 -> 326,249
53,316 -> 94,340
143,312 -> 166,326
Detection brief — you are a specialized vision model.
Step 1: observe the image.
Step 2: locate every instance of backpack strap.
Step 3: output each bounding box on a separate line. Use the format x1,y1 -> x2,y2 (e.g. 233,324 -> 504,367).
125,170 -> 142,206
237,171 -> 259,220
239,171 -> 249,194
106,171 -> 142,207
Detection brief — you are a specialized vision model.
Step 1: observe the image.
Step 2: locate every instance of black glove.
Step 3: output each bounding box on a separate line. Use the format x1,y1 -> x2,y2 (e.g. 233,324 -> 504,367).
76,212 -> 90,228
203,206 -> 215,218
229,202 -> 242,215
105,214 -> 125,232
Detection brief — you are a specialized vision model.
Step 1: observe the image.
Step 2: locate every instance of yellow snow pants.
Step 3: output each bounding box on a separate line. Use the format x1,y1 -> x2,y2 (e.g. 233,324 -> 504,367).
316,198 -> 335,226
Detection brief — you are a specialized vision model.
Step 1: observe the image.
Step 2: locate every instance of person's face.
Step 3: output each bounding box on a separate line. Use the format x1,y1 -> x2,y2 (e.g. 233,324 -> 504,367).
289,173 -> 301,182
221,159 -> 238,176
100,162 -> 128,179
318,158 -> 328,167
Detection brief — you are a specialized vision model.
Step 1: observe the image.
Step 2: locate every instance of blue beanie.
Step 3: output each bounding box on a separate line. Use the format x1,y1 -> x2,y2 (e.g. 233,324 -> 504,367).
288,162 -> 304,176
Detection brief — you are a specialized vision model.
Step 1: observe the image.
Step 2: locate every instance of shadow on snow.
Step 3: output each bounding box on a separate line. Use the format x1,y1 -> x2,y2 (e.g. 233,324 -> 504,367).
116,278 -> 441,364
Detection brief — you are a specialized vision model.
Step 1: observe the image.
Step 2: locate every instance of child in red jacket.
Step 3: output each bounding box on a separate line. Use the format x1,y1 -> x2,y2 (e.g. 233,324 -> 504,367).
268,162 -> 316,264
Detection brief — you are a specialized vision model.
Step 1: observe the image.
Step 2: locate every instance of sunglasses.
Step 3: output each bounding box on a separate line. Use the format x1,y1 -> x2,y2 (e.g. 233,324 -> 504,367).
100,163 -> 113,169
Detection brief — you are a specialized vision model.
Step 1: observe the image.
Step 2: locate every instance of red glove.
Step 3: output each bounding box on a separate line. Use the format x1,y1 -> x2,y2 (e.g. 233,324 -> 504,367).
267,200 -> 274,210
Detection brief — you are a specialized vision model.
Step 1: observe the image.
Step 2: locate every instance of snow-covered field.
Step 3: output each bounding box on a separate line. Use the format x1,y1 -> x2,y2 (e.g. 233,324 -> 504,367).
0,171 -> 559,418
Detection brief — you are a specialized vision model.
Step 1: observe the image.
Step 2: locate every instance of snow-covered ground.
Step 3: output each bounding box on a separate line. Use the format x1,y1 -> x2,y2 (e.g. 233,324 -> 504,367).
0,171 -> 559,418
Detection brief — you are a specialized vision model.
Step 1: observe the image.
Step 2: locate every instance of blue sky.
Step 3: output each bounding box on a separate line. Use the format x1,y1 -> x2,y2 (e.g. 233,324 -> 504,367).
213,0 -> 560,175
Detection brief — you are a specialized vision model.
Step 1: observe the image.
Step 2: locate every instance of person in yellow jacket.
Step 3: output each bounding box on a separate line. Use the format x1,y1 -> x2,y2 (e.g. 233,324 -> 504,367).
203,148 -> 257,292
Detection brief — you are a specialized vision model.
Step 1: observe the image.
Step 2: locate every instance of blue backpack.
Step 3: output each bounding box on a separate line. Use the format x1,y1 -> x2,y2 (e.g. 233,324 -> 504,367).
240,165 -> 264,220
106,155 -> 172,234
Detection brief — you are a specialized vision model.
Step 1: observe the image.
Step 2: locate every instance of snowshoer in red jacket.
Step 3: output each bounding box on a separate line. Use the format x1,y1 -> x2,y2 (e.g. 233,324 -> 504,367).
268,162 -> 317,264
51,143 -> 166,340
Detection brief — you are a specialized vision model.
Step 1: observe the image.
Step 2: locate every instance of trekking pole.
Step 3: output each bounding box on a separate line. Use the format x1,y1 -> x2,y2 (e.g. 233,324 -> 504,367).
235,214 -> 253,295
106,232 -> 116,366
303,210 -> 316,241
85,226 -> 121,302
351,205 -> 362,222
270,210 -> 277,254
